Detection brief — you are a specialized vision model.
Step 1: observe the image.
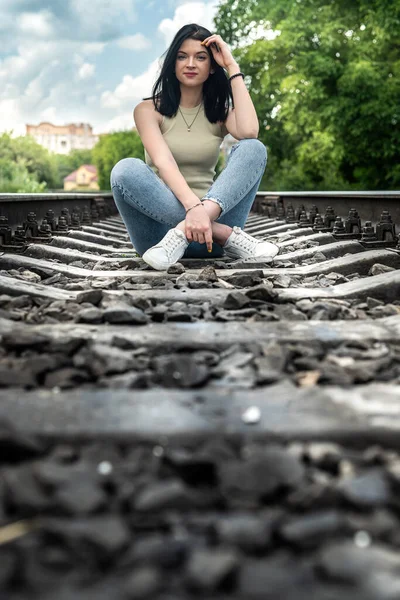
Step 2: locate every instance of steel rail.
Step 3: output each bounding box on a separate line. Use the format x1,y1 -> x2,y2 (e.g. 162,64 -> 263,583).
254,190 -> 400,224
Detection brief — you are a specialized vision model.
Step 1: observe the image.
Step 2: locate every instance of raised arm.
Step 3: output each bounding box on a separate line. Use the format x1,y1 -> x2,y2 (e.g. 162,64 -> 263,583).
201,35 -> 259,139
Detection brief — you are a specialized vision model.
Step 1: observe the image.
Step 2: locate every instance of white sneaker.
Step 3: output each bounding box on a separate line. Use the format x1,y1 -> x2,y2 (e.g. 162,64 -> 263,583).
223,226 -> 279,261
142,228 -> 189,270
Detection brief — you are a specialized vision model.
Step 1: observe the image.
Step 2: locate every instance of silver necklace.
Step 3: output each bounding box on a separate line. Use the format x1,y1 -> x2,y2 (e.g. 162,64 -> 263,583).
178,103 -> 202,132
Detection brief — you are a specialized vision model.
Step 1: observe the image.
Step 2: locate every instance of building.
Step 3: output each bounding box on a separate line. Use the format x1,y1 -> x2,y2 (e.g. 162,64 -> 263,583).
63,164 -> 99,191
26,122 -> 99,155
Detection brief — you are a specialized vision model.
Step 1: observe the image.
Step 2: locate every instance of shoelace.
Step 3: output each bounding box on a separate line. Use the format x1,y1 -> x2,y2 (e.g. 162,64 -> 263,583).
156,230 -> 186,258
231,226 -> 258,252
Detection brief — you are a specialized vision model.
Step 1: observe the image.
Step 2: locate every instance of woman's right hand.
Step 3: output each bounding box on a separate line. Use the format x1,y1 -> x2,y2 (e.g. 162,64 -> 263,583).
185,204 -> 213,252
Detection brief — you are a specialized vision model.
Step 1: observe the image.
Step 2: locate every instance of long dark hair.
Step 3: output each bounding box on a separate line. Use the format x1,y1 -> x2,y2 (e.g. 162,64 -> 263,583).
143,23 -> 233,123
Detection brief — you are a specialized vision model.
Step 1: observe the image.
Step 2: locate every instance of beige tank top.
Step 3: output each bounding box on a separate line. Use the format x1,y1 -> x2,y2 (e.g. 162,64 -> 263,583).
144,103 -> 229,199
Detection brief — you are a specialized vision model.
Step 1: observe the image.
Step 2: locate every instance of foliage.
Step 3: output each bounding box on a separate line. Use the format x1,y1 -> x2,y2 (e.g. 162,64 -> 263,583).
92,130 -> 144,190
0,132 -> 97,191
0,132 -> 49,192
215,151 -> 226,178
0,131 -> 58,191
0,128 -> 144,192
0,158 -> 47,193
52,149 -> 94,188
214,0 -> 400,190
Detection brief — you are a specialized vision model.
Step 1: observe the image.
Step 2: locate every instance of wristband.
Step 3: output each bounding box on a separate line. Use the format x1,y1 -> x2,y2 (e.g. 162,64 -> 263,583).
229,72 -> 245,82
186,202 -> 203,214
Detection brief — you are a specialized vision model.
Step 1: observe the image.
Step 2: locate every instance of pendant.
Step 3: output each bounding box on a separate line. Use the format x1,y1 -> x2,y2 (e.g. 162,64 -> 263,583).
187,128 -> 191,132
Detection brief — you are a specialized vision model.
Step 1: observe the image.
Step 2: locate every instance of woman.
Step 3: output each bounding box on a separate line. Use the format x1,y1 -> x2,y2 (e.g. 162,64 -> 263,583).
110,23 -> 278,270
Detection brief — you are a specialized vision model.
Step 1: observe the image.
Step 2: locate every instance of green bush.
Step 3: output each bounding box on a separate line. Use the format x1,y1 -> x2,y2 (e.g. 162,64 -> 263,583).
0,131 -> 54,192
92,130 -> 144,190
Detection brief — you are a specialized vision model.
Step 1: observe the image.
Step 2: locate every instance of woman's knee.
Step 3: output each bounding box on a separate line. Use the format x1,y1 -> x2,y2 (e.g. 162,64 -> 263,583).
110,157 -> 146,188
234,138 -> 267,163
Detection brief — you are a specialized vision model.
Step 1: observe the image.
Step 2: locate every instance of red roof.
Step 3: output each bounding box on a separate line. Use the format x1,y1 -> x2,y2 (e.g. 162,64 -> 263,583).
81,164 -> 97,173
64,169 -> 78,182
64,165 -> 98,182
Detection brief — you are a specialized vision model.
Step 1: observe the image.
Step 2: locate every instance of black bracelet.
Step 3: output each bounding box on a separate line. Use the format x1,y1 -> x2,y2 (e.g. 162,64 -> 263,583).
229,72 -> 245,82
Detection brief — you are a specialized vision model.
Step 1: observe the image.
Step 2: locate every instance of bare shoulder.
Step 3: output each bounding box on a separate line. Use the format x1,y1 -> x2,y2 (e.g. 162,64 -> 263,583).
134,99 -> 162,125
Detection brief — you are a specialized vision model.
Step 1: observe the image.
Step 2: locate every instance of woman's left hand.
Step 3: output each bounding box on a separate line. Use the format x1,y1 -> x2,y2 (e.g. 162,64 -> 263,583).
201,35 -> 237,70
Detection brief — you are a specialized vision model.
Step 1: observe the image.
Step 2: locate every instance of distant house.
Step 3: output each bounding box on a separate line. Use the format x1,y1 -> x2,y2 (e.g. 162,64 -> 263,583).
26,122 -> 99,155
63,164 -> 100,191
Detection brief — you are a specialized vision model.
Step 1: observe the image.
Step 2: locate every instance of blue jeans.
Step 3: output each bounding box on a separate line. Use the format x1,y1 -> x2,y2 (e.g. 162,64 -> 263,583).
110,138 -> 267,258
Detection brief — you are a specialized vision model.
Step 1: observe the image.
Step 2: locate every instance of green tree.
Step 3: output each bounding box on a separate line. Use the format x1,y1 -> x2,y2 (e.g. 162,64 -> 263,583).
0,132 -> 49,192
92,130 -> 144,190
0,159 -> 47,193
11,133 -> 59,187
215,0 -> 400,190
52,149 -> 93,188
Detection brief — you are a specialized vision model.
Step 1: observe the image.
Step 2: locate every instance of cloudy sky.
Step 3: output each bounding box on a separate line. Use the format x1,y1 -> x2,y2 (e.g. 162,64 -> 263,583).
0,0 -> 221,136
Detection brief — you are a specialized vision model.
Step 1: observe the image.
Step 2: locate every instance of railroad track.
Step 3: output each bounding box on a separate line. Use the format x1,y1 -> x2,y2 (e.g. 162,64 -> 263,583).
0,191 -> 400,600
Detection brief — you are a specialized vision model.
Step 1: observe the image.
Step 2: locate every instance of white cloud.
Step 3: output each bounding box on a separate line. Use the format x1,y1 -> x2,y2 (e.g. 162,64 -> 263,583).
24,77 -> 43,103
82,42 -> 106,55
117,33 -> 151,50
0,55 -> 28,82
0,41 -> 73,93
0,1 -> 142,135
78,63 -> 96,80
0,99 -> 26,136
17,10 -> 55,38
0,13 -> 15,35
0,37 -> 104,135
0,0 -> 225,136
101,57 -> 160,109
40,106 -> 60,123
158,1 -> 219,46
94,113 -> 135,134
69,0 -> 138,38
